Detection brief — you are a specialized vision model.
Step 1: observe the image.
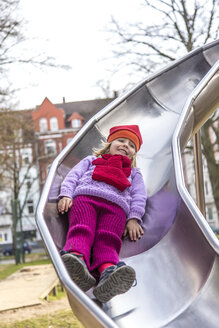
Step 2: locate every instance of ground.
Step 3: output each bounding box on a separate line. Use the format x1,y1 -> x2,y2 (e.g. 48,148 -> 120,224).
0,262 -> 82,326
0,296 -> 71,324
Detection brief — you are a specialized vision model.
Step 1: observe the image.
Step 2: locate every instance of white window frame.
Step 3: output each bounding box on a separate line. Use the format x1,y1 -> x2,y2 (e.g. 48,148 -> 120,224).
44,139 -> 57,155
67,138 -> 72,144
50,117 -> 58,131
72,119 -> 81,128
27,200 -> 34,214
40,118 -> 48,132
207,206 -> 213,221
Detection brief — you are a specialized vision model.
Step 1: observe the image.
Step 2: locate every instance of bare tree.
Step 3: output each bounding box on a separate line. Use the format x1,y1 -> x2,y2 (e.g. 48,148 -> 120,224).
0,109 -> 39,264
0,0 -> 69,107
0,0 -> 21,105
109,0 -> 218,74
108,0 -> 219,214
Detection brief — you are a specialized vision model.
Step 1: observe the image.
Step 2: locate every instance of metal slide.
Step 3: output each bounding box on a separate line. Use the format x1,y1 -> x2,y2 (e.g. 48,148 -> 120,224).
36,40 -> 219,327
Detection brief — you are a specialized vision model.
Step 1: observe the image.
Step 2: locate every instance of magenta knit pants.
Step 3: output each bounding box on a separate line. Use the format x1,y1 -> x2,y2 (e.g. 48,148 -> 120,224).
63,195 -> 127,272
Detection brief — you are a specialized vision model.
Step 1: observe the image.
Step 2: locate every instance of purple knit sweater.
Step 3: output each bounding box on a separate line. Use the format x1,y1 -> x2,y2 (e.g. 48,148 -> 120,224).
58,155 -> 147,223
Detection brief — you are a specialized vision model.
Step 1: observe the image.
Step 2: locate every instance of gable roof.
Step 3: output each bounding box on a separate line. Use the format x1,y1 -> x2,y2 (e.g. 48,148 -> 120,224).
32,97 -> 64,120
67,112 -> 85,122
55,98 -> 114,122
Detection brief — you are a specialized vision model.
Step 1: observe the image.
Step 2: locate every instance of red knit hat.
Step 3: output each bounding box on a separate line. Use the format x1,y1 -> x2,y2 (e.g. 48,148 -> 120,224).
107,125 -> 143,151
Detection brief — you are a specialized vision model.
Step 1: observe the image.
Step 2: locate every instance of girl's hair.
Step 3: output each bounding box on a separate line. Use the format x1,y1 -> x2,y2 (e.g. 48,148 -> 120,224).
93,141 -> 137,167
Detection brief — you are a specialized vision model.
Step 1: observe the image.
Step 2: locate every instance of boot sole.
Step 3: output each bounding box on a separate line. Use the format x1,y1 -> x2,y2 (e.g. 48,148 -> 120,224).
62,254 -> 96,292
93,265 -> 136,303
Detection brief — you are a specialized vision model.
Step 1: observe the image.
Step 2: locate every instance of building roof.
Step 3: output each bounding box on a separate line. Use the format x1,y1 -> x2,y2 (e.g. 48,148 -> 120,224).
67,112 -> 85,122
55,98 -> 114,122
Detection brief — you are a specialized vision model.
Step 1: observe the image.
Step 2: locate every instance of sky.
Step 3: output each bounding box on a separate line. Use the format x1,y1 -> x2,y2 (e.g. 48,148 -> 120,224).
9,0 -> 151,110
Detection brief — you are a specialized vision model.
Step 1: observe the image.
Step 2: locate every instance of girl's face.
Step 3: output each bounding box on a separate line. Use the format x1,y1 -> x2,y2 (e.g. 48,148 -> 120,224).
109,138 -> 136,159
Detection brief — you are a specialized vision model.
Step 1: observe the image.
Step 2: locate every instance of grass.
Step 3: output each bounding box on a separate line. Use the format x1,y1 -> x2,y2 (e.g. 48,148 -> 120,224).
47,285 -> 66,301
0,258 -> 51,280
0,253 -> 51,281
0,251 -> 48,262
0,309 -> 85,328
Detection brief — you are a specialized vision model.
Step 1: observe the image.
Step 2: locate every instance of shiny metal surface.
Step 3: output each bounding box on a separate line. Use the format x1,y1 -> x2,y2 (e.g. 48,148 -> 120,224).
36,40 -> 219,328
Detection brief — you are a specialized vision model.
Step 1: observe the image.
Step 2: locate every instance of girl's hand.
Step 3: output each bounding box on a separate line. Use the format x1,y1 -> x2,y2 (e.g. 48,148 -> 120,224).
58,197 -> 73,214
123,219 -> 144,241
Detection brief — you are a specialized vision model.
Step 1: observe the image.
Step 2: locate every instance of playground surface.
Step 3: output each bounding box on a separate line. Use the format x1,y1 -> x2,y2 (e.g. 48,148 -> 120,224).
0,264 -> 71,319
0,264 -> 71,324
0,296 -> 71,324
0,264 -> 59,312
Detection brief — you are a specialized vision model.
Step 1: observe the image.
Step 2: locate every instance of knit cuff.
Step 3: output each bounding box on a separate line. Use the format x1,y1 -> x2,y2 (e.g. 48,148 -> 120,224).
58,189 -> 73,200
127,212 -> 143,224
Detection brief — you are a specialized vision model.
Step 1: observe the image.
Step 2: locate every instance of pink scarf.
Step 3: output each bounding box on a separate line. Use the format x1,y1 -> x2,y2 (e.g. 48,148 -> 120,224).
92,154 -> 131,191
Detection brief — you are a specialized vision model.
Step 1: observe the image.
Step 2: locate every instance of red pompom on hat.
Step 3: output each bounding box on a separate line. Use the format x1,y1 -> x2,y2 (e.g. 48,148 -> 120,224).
107,125 -> 143,151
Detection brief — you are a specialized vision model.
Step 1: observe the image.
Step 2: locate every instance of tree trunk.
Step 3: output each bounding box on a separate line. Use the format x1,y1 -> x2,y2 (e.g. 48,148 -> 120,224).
11,199 -> 20,265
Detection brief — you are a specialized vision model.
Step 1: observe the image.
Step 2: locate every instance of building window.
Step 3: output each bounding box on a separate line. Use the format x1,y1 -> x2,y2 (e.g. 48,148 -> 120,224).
67,138 -> 72,144
50,117 -> 58,131
27,200 -> 34,214
44,139 -> 56,155
40,118 -> 48,132
72,119 -> 81,128
205,181 -> 209,195
4,233 -> 8,241
59,142 -> 62,152
26,179 -> 31,189
207,206 -> 213,221
14,128 -> 23,142
23,156 -> 30,164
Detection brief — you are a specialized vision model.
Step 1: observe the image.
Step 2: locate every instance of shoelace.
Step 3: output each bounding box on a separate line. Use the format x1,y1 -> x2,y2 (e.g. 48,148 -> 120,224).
100,261 -> 137,287
100,261 -> 128,281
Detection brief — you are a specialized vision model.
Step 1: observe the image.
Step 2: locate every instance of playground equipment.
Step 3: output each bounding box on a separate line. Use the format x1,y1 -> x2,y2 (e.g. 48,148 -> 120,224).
36,40 -> 219,327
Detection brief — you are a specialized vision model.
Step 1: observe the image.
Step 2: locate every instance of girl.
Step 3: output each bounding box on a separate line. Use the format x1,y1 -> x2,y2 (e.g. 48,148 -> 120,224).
58,125 -> 146,303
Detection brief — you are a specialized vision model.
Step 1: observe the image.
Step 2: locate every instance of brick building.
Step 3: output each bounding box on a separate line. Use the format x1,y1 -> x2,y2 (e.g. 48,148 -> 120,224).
32,96 -> 114,188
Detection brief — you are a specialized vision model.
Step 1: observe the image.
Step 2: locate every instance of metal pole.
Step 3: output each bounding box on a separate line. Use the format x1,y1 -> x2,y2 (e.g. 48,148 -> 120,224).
192,131 -> 206,217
